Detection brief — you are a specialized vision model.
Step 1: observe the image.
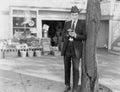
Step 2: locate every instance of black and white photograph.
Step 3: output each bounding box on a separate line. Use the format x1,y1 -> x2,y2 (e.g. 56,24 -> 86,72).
0,0 -> 120,92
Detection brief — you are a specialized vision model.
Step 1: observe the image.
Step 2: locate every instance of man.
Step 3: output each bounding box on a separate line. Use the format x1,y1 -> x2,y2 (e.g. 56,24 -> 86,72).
61,6 -> 86,92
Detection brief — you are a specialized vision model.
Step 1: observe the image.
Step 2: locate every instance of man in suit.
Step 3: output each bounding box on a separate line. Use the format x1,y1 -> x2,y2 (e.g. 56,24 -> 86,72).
61,6 -> 86,92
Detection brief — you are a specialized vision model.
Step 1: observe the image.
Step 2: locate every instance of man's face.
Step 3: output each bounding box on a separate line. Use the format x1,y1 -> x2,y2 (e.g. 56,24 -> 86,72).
71,12 -> 79,21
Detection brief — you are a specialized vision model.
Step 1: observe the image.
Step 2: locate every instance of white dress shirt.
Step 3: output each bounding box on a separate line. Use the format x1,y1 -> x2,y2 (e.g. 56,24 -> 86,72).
71,20 -> 78,31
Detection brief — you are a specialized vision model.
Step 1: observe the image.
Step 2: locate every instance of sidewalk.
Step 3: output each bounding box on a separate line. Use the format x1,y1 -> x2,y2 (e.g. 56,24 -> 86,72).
97,49 -> 120,92
0,49 -> 120,92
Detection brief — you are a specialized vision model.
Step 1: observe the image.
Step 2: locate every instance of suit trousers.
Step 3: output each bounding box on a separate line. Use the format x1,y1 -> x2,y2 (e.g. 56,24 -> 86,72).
64,42 -> 80,90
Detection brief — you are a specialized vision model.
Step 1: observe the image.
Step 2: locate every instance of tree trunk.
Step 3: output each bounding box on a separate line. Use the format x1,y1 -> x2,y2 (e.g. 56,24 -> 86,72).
80,0 -> 101,92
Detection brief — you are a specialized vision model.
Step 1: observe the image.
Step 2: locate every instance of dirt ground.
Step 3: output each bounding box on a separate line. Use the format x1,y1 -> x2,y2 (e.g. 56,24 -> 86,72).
0,48 -> 120,92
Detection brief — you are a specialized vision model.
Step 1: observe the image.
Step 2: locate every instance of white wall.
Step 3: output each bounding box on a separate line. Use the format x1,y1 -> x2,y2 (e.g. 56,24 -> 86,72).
0,0 -> 71,11
96,20 -> 109,48
0,12 -> 10,39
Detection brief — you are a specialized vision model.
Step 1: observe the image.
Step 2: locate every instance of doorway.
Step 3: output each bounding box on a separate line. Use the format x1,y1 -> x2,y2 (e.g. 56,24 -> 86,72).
42,20 -> 65,50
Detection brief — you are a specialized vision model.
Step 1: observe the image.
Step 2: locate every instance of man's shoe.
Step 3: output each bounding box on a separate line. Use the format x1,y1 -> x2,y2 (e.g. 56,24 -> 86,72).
72,88 -> 78,92
64,85 -> 71,92
72,89 -> 77,92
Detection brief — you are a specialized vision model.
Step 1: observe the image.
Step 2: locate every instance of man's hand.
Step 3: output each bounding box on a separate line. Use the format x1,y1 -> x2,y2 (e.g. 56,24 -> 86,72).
67,29 -> 72,32
69,32 -> 77,38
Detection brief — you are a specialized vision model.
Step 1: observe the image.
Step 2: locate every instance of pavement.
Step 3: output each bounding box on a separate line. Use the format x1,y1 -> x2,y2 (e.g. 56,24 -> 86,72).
0,48 -> 120,92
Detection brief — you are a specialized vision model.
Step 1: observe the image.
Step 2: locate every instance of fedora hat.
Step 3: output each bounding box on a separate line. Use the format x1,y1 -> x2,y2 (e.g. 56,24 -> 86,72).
70,6 -> 79,13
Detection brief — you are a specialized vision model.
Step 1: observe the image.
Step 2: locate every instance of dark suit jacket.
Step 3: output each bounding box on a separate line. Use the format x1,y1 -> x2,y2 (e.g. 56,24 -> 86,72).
61,20 -> 86,59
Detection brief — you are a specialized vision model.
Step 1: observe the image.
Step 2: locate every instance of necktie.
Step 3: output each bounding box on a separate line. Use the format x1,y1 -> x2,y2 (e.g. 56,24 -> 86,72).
69,21 -> 75,41
71,21 -> 75,31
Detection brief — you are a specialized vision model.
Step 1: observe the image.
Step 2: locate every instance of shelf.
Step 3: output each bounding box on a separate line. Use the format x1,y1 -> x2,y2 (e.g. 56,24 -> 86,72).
13,27 -> 36,28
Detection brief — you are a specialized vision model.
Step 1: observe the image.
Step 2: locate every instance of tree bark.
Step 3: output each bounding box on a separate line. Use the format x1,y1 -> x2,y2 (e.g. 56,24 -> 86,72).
80,0 -> 101,92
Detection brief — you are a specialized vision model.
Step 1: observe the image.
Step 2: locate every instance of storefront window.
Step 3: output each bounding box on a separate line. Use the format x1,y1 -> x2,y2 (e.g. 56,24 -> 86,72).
13,17 -> 36,35
10,8 -> 41,47
12,9 -> 37,38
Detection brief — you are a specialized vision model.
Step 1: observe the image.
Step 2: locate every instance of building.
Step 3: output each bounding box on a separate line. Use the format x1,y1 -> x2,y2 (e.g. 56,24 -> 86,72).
0,0 -> 120,52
